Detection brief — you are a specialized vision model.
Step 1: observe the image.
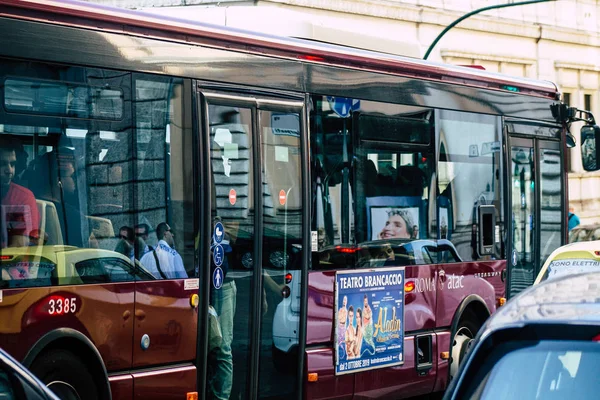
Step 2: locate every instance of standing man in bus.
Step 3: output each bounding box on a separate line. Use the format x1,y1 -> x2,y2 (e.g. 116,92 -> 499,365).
0,137 -> 39,248
140,222 -> 187,279
208,217 -> 235,400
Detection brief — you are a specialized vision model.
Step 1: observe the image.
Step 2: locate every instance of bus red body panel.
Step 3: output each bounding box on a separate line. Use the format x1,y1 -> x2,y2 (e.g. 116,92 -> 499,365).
435,260 -> 506,327
433,331 -> 451,392
0,284 -> 135,369
132,365 -> 196,400
305,260 -> 505,399
352,335 -> 437,399
132,281 -> 198,369
305,348 -> 353,400
109,375 -> 133,400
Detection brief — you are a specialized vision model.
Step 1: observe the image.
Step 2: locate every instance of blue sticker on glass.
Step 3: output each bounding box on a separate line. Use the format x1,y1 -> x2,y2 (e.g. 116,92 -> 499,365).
213,267 -> 223,289
214,222 -> 224,244
213,244 -> 224,267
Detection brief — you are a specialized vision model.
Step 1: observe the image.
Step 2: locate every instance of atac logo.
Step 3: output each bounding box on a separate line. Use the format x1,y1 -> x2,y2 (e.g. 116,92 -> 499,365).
438,270 -> 464,290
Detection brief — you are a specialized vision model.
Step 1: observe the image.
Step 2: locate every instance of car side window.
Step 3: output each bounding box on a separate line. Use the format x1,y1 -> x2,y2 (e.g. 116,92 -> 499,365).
97,258 -> 138,282
74,260 -> 106,284
421,247 -> 434,264
75,257 -> 153,283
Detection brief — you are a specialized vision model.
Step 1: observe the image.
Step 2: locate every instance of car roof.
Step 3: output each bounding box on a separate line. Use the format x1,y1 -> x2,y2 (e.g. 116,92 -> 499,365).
485,271 -> 600,333
552,240 -> 600,253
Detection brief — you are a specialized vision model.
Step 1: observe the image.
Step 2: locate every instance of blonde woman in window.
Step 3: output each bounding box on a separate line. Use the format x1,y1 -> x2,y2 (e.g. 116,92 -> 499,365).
378,208 -> 415,240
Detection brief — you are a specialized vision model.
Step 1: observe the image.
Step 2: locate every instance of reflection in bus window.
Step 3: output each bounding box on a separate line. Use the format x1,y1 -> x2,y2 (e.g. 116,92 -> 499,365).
259,109 -> 302,398
0,59 -> 195,289
438,111 -> 503,262
311,95 -> 435,270
207,104 -> 253,399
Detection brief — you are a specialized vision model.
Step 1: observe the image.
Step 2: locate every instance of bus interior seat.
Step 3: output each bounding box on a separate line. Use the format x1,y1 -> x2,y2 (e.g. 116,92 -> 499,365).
357,159 -> 378,197
35,199 -> 63,245
86,216 -> 116,250
369,165 -> 425,197
396,166 -> 425,196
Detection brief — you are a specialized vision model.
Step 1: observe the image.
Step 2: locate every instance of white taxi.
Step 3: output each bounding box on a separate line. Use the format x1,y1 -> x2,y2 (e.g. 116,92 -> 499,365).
534,240 -> 600,284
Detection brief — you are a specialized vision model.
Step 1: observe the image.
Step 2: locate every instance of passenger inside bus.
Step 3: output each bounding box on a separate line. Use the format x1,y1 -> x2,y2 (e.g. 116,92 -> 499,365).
27,142 -> 88,248
0,137 -> 40,248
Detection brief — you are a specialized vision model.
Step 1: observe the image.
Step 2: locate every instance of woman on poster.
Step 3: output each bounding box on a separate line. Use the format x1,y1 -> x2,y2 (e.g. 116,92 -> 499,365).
362,295 -> 375,350
378,208 -> 416,240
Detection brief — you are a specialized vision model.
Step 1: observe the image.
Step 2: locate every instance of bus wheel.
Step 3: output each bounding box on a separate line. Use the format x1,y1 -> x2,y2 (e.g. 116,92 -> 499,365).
449,316 -> 478,381
30,349 -> 99,400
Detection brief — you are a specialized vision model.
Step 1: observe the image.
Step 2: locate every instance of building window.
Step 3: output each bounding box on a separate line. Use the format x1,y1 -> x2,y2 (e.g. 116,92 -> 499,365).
585,94 -> 592,112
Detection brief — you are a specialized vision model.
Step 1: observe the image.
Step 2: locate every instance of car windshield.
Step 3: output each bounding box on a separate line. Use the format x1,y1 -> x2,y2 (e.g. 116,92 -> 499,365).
466,340 -> 600,400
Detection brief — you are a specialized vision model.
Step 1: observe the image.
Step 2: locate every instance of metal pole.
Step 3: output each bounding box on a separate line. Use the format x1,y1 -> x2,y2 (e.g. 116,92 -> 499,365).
423,0 -> 556,60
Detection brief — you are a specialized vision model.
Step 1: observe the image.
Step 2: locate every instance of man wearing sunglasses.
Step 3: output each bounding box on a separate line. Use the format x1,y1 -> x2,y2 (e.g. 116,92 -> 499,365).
140,222 -> 187,279
134,223 -> 154,255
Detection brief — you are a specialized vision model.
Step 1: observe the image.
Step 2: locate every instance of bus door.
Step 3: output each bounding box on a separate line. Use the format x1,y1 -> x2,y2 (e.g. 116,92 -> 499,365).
507,133 -> 563,297
199,89 -> 306,400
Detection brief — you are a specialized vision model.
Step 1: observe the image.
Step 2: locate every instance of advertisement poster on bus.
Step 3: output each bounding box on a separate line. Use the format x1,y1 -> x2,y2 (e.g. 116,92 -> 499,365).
334,267 -> 405,375
366,196 -> 423,241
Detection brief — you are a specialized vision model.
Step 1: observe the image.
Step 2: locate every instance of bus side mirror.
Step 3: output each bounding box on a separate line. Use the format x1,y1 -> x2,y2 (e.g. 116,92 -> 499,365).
580,125 -> 600,171
478,205 -> 496,257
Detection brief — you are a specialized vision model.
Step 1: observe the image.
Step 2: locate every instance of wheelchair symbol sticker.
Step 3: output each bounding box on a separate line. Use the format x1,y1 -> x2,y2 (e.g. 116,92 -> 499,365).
213,244 -> 224,267
213,267 -> 223,289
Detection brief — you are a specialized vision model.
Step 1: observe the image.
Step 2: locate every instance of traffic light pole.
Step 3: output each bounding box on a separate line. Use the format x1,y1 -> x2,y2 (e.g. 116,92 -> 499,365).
423,0 -> 556,60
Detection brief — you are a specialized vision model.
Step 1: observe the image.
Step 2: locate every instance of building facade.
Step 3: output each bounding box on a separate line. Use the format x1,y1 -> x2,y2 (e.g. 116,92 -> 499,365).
90,0 -> 600,224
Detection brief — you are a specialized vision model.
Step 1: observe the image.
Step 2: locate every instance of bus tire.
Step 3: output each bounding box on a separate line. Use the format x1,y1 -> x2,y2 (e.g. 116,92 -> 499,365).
30,348 -> 99,400
449,311 -> 479,381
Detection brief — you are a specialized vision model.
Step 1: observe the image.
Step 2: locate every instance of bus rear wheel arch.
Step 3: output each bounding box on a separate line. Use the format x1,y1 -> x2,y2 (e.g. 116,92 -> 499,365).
30,348 -> 99,400
24,330 -> 110,400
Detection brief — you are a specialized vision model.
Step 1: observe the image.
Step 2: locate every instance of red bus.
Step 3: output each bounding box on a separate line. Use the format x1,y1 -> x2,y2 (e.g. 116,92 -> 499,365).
0,1 -> 595,399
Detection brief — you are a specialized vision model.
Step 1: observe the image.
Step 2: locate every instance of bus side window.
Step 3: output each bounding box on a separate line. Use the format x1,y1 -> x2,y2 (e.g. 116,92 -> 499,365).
437,111 -> 503,262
